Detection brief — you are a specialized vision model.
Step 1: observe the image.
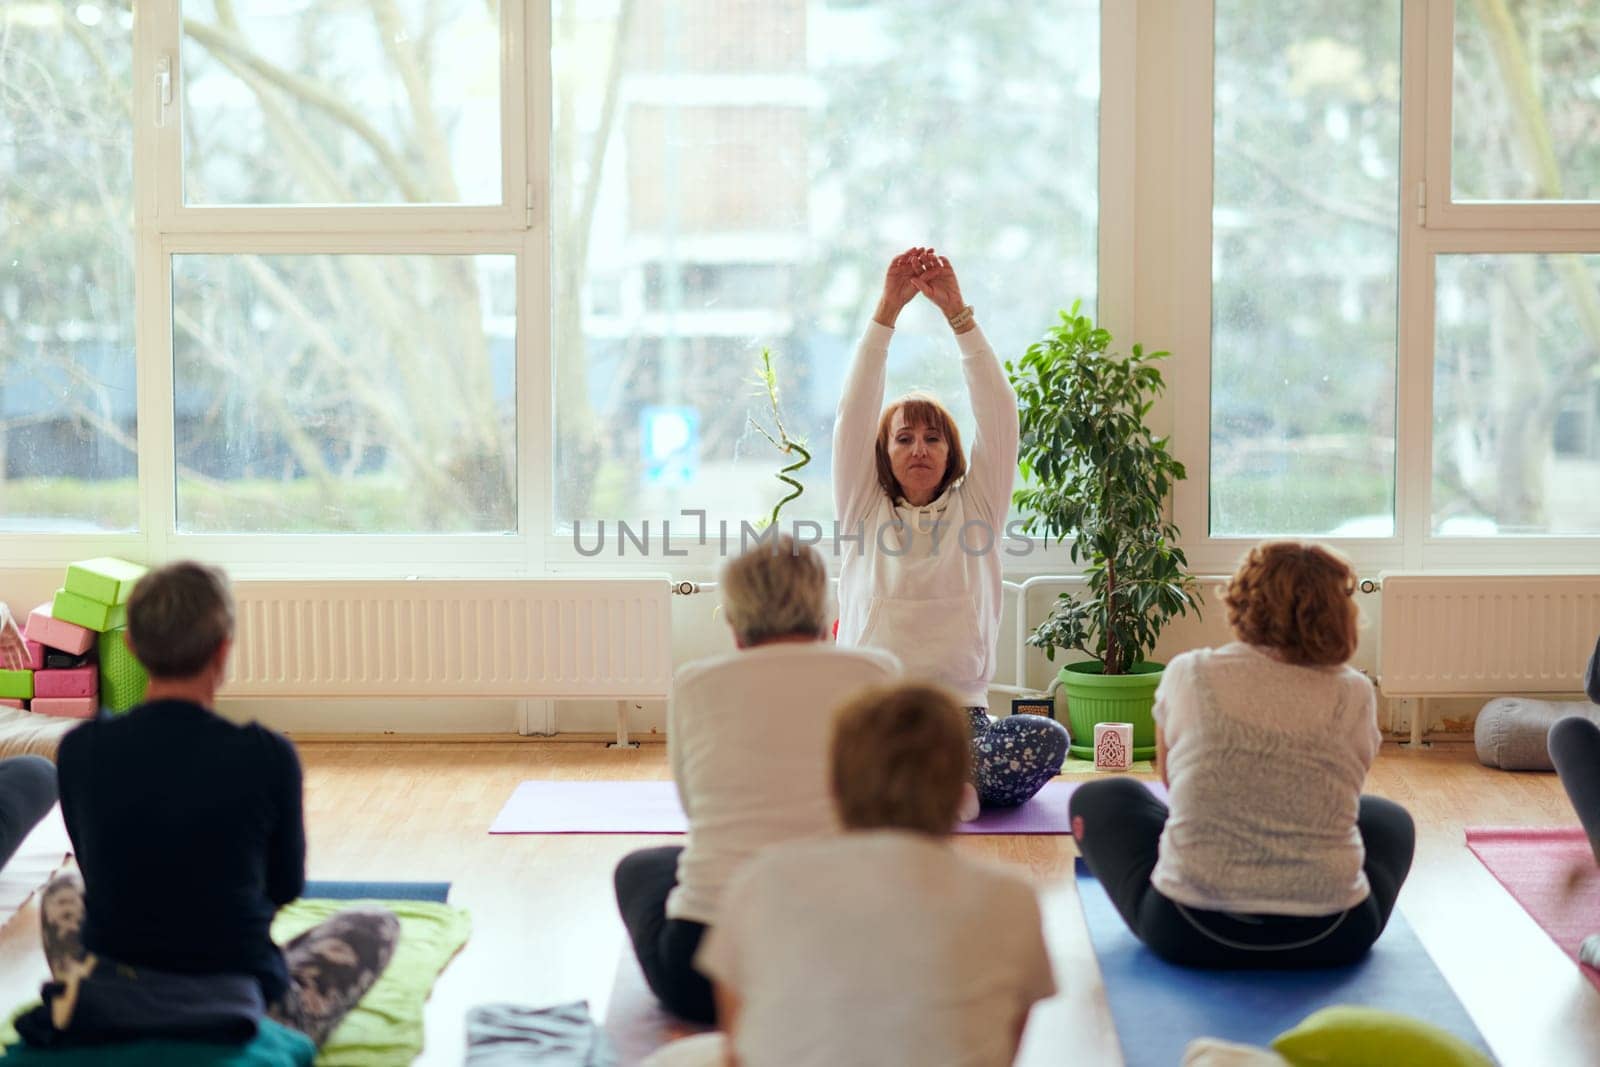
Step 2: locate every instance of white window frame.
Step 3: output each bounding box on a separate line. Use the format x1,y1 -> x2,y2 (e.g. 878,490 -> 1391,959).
1,1 -> 1127,581
1172,0 -> 1600,579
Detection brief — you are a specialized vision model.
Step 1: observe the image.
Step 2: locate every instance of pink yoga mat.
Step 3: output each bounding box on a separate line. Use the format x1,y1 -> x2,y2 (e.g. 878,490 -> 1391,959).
488,778 -> 1165,835
1466,826 -> 1600,992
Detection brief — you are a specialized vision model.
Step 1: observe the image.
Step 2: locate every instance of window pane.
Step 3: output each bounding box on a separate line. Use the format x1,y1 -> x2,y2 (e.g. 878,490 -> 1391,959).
0,1 -> 137,532
171,254 -> 515,533
181,0 -> 501,205
1434,254 -> 1600,536
551,0 -> 1099,530
1452,0 -> 1600,202
1211,0 -> 1400,537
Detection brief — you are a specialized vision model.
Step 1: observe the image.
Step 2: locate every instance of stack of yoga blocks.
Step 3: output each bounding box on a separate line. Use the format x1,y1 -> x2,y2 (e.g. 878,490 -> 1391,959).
4,558 -> 150,719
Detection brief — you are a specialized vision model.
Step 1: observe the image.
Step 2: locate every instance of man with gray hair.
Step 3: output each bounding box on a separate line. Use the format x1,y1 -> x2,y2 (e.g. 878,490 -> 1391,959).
42,561 -> 399,1048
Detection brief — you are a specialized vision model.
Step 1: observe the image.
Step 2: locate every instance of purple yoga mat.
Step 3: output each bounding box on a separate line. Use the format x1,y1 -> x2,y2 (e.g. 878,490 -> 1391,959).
488,777 -> 1166,835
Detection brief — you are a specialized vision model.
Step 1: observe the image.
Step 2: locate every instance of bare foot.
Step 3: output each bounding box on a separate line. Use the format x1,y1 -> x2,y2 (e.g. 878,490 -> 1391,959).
958,782 -> 981,823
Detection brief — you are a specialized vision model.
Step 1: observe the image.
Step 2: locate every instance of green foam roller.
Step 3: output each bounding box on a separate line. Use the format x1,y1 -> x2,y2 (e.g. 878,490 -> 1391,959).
52,589 -> 127,633
0,670 -> 33,701
98,629 -> 148,713
65,557 -> 148,606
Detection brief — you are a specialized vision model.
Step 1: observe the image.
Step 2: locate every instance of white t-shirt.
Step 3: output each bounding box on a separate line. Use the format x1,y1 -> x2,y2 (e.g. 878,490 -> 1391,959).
831,323 -> 1019,708
696,831 -> 1056,1067
666,643 -> 899,925
1151,643 -> 1383,915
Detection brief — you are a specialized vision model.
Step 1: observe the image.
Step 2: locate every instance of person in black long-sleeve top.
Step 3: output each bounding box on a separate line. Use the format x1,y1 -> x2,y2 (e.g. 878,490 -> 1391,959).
42,562 -> 399,1047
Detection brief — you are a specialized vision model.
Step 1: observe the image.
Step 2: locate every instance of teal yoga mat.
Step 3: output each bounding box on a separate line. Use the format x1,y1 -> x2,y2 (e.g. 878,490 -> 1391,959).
1075,860 -> 1489,1065
304,880 -> 450,902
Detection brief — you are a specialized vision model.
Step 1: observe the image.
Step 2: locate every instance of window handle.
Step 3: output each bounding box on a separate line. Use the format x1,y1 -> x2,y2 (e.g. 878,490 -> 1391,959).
154,55 -> 172,128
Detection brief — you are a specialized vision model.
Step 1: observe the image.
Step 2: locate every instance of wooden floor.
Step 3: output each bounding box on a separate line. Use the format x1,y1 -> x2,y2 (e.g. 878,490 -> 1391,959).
0,740 -> 1590,1065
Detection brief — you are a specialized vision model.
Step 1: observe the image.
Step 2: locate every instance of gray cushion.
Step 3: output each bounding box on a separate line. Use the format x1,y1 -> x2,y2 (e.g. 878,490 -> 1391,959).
1475,697 -> 1600,771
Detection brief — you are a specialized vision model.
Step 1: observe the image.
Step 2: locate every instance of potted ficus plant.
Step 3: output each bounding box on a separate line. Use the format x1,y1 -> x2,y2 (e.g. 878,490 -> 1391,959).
1007,303 -> 1199,760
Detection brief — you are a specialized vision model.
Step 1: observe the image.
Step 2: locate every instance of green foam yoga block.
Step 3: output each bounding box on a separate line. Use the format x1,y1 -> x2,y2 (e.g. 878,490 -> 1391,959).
98,629 -> 148,713
64,557 -> 148,606
51,588 -> 127,633
0,670 -> 33,701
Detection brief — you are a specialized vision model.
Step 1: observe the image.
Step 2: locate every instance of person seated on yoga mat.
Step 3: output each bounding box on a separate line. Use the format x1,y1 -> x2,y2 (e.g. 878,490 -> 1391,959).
1069,541 -> 1416,969
833,248 -> 1068,817
1547,633 -> 1600,966
689,683 -> 1055,1066
614,535 -> 899,1024
41,561 -> 399,1048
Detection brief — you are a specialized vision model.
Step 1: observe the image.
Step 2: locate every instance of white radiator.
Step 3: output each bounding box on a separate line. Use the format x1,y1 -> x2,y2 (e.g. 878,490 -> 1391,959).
223,579 -> 672,706
1378,574 -> 1600,698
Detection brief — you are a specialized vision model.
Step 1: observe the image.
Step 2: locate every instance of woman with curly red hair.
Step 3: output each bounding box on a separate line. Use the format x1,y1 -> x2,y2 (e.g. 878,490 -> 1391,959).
1068,541 -> 1415,967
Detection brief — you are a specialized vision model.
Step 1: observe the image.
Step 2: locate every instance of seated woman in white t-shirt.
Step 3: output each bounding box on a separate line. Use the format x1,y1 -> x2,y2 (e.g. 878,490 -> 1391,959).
684,683 -> 1056,1066
1070,541 -> 1416,968
613,535 -> 899,1023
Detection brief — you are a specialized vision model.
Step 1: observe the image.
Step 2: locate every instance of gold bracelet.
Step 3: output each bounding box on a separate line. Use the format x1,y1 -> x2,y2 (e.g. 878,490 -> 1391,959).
947,304 -> 975,330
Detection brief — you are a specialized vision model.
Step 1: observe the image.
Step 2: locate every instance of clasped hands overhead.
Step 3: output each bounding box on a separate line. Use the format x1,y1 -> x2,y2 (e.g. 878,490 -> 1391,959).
874,247 -> 972,331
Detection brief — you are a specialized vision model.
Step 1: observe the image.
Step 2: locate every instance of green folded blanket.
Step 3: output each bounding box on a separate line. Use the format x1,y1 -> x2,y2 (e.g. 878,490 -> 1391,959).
273,898 -> 471,1067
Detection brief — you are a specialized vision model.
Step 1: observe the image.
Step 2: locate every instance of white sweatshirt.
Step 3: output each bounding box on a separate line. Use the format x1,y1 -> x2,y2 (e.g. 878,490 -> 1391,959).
832,322 -> 1020,708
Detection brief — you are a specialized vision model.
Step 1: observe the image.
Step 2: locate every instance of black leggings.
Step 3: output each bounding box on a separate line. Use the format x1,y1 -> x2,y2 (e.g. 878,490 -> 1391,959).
1069,777 -> 1415,968
0,756 -> 56,870
613,846 -> 714,1023
1551,715 -> 1600,865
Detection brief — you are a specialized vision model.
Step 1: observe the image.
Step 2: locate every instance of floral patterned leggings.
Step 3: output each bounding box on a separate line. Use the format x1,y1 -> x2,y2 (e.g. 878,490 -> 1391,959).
41,874 -> 399,1048
967,708 -> 1070,808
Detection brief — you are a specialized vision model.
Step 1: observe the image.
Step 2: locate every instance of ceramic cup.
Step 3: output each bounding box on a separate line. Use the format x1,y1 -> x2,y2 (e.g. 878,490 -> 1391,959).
1093,721 -> 1134,771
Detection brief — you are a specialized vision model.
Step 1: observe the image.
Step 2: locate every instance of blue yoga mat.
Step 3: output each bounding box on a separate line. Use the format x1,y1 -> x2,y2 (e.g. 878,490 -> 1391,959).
303,879 -> 451,902
1075,860 -> 1488,1065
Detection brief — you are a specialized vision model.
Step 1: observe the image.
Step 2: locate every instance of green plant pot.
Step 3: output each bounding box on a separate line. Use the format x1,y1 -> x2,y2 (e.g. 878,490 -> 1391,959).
1059,661 -> 1163,761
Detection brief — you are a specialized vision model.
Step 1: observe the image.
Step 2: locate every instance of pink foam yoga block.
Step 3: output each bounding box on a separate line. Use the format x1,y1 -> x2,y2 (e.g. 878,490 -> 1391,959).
34,665 -> 97,699
0,699 -> 24,710
31,696 -> 96,719
24,604 -> 95,656
24,641 -> 45,671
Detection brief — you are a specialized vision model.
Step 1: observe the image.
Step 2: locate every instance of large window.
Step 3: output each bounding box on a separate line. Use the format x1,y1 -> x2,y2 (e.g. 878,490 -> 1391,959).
170,253 -> 515,533
1452,0 -> 1600,203
1434,254 -> 1600,536
180,0 -> 502,206
1203,0 -> 1600,561
550,0 -> 1101,531
1,1 -> 138,532
1209,0 -> 1401,538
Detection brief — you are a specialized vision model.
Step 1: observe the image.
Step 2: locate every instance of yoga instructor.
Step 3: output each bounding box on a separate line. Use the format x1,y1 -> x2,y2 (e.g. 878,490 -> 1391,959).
833,248 -> 1067,815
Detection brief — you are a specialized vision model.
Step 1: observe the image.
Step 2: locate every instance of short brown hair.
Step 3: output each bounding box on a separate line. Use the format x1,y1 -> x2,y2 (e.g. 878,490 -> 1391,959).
874,394 -> 967,503
1223,541 -> 1358,667
720,533 -> 829,646
126,561 -> 236,679
830,684 -> 971,835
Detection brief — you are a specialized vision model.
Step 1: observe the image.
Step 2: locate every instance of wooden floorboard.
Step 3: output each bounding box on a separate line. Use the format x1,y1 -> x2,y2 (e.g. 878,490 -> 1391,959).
0,740 -> 1588,1065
